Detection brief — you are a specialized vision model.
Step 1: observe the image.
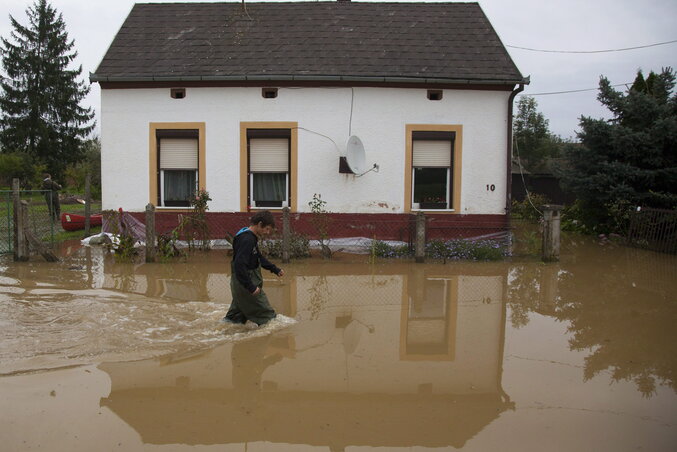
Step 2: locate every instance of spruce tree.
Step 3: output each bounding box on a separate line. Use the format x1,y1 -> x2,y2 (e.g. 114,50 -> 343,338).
0,0 -> 94,178
561,68 -> 677,231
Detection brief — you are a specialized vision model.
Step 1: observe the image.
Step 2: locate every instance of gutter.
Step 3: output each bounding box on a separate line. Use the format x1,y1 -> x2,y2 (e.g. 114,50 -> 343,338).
505,77 -> 528,216
89,72 -> 528,86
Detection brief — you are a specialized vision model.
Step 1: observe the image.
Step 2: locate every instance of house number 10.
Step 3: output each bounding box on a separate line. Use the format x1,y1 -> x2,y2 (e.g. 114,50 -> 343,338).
486,184 -> 496,191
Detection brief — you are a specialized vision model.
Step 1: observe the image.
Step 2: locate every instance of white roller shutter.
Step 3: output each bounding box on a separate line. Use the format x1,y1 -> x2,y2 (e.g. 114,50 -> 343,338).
250,138 -> 289,172
413,140 -> 451,167
160,138 -> 198,169
407,319 -> 447,344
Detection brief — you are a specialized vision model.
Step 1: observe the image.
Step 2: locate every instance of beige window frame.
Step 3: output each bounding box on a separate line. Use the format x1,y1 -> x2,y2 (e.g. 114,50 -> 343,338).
404,124 -> 463,213
240,122 -> 298,212
149,122 -> 206,210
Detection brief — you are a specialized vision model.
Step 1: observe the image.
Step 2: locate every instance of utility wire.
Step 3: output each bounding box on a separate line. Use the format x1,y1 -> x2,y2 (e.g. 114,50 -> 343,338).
506,39 -> 677,53
520,82 -> 632,96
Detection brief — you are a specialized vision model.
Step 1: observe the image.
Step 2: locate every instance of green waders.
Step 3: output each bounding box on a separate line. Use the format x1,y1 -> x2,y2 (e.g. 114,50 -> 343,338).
226,262 -> 276,326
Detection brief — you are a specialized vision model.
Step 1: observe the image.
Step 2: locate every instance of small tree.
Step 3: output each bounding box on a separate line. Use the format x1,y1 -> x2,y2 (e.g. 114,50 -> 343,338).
560,68 -> 677,232
308,193 -> 332,258
0,0 -> 95,179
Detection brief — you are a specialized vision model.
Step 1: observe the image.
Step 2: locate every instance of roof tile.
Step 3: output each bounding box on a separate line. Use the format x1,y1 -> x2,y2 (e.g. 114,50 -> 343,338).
94,2 -> 523,83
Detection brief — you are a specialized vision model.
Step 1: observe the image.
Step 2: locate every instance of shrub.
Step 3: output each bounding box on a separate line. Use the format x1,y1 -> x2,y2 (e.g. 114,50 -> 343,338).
561,200 -> 596,234
371,240 -> 412,258
260,232 -> 311,259
511,193 -> 551,221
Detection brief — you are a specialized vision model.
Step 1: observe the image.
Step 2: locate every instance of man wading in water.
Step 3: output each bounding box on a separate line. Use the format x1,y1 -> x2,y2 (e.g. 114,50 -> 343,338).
223,211 -> 284,326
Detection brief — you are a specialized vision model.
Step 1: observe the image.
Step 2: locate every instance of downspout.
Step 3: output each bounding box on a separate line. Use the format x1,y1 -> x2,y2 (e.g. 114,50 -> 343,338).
505,82 -> 525,216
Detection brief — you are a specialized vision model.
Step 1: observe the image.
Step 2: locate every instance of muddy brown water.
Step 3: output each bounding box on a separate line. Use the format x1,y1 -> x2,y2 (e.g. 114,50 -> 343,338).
0,236 -> 675,451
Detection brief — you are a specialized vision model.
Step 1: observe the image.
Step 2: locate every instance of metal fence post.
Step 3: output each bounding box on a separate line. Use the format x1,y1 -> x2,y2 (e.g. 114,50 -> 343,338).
145,203 -> 156,263
415,211 -> 426,263
84,172 -> 92,237
282,206 -> 290,263
541,204 -> 563,262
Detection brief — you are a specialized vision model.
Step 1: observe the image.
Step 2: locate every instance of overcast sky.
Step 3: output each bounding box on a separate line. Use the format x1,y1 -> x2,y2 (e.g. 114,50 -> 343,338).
1,0 -> 676,139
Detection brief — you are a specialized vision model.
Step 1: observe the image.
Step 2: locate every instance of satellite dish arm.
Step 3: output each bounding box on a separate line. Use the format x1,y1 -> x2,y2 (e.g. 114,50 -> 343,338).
354,163 -> 380,177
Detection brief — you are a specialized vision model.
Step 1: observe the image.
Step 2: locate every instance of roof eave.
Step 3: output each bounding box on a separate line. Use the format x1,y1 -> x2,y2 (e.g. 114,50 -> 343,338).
89,73 -> 529,86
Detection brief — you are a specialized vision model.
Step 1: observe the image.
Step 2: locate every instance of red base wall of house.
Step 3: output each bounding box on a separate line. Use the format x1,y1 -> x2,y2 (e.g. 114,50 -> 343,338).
126,212 -> 509,241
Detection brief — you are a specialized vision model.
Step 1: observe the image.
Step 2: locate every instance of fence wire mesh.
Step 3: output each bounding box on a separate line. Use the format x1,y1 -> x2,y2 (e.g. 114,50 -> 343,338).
121,210 -> 515,263
0,190 -> 55,255
0,191 -> 12,255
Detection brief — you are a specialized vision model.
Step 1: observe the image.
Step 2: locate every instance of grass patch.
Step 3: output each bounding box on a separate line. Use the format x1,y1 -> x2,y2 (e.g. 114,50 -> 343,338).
53,225 -> 102,242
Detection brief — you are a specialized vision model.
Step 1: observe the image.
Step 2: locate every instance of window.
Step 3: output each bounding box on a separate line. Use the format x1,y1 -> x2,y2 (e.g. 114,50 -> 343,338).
401,273 -> 458,361
247,129 -> 290,208
157,130 -> 198,207
412,131 -> 455,210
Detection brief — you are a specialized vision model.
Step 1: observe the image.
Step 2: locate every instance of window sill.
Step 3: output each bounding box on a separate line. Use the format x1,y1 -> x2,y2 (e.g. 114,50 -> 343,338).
250,206 -> 286,211
412,208 -> 456,213
156,206 -> 195,211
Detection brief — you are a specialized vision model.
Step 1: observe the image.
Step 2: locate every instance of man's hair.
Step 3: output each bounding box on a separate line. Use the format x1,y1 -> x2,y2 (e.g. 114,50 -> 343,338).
43,173 -> 50,178
250,210 -> 276,228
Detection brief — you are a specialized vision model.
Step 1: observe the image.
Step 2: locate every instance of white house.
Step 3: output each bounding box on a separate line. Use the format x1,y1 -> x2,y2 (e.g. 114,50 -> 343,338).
91,1 -> 527,234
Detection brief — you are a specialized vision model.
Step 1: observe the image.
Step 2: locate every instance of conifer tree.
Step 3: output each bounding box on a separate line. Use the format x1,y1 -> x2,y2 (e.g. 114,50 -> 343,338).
561,68 -> 677,231
0,0 -> 94,178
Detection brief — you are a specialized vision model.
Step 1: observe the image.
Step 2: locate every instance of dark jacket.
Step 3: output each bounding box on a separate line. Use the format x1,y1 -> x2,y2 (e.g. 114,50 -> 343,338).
232,228 -> 281,293
42,178 -> 62,192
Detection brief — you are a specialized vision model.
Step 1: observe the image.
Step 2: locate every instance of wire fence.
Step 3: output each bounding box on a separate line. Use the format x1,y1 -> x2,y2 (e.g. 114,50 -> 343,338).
116,210 -> 514,263
0,190 -> 55,255
627,207 -> 677,254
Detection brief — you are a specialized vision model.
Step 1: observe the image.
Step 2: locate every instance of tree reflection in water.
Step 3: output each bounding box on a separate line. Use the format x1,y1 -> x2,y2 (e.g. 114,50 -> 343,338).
507,237 -> 677,397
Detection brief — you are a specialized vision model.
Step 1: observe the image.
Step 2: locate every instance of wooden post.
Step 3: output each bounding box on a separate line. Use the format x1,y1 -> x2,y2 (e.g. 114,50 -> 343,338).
145,203 -> 156,263
415,211 -> 426,263
12,179 -> 29,261
84,173 -> 92,237
21,200 -> 59,262
541,204 -> 563,262
282,207 -> 290,263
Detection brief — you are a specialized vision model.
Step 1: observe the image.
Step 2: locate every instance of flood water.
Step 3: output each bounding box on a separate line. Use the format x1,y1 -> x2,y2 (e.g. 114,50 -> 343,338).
0,236 -> 676,451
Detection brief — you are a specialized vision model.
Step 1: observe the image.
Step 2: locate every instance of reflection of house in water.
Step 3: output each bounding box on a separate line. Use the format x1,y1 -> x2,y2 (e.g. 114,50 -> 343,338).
100,263 -> 512,449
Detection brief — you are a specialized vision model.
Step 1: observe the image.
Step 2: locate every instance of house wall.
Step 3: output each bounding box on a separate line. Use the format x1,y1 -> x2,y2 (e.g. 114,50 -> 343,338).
100,86 -> 510,214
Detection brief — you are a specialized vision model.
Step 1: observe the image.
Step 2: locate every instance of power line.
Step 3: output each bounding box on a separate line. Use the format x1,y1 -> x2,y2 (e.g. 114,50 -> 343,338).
520,82 -> 632,96
506,39 -> 677,54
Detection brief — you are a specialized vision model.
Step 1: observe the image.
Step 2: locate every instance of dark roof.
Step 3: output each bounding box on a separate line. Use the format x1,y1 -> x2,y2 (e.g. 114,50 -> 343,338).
92,1 -> 525,85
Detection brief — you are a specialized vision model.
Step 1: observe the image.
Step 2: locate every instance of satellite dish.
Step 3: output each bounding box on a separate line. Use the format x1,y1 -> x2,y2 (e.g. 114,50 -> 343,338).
345,135 -> 367,174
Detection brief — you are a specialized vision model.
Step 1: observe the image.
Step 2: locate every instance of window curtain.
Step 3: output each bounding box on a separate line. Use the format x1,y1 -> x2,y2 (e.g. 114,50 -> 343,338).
253,173 -> 286,202
164,170 -> 196,202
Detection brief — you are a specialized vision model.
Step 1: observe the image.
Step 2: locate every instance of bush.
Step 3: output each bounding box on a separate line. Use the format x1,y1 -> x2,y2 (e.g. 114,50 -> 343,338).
561,200 -> 598,234
260,233 -> 311,259
511,193 -> 551,221
371,240 -> 412,258
0,152 -> 46,188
